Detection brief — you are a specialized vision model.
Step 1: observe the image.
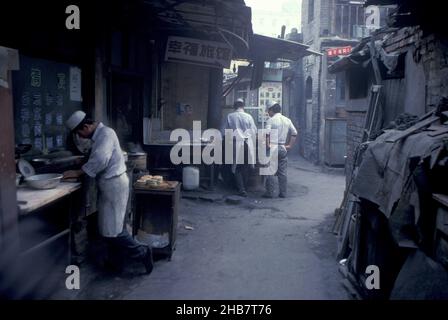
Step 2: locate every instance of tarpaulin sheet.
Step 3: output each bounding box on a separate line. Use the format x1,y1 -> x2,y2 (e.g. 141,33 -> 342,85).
352,128 -> 448,218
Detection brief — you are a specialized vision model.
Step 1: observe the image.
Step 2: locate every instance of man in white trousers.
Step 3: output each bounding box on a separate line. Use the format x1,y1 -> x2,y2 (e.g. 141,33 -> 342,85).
64,110 -> 153,274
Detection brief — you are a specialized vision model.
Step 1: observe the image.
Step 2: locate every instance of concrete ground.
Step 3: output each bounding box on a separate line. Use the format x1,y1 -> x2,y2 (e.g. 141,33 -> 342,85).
67,156 -> 350,300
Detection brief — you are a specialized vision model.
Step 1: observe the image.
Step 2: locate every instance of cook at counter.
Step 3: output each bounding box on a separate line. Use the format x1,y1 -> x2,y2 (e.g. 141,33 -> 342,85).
63,111 -> 154,274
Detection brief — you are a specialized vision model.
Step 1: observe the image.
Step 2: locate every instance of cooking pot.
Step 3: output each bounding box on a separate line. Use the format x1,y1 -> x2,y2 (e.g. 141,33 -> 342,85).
127,152 -> 147,171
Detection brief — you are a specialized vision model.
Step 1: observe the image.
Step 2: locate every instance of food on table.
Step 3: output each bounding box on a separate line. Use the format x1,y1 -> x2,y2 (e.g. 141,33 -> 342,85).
136,174 -> 164,186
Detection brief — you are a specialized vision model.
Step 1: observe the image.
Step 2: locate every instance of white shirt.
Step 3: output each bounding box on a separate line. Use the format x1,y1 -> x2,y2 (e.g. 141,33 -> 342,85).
222,108 -> 257,139
82,122 -> 127,179
266,113 -> 298,144
222,108 -> 257,171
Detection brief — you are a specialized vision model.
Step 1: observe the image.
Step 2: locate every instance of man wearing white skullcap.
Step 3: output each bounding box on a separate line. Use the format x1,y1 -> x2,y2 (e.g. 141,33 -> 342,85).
221,98 -> 257,197
64,111 -> 154,274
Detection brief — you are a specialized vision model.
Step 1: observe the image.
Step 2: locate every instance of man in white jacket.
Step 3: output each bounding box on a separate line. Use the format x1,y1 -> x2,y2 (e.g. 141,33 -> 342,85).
263,102 -> 298,198
64,111 -> 153,274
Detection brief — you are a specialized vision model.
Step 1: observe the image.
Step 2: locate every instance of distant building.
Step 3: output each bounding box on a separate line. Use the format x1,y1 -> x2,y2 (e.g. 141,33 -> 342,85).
300,0 -> 392,165
282,29 -> 305,155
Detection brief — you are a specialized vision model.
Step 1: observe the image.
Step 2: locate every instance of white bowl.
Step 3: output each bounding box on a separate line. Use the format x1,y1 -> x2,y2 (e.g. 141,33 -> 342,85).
25,173 -> 63,190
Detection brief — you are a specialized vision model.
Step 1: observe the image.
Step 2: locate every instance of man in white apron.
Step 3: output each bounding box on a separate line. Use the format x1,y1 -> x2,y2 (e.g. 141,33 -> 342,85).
222,99 -> 257,197
63,111 -> 153,274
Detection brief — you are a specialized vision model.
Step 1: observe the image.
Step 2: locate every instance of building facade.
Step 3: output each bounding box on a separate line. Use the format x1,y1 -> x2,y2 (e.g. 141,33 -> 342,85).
300,0 -> 391,165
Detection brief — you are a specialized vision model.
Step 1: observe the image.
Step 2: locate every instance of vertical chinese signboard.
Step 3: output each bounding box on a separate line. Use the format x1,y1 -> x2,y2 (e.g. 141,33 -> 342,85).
258,82 -> 282,123
12,55 -> 82,154
165,36 -> 232,69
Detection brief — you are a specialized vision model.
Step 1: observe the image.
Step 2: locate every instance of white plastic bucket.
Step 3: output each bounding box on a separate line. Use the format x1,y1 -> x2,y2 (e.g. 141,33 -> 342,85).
182,166 -> 200,190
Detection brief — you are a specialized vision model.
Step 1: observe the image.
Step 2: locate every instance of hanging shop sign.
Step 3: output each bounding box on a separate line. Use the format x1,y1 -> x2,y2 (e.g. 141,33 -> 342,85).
165,36 -> 232,69
326,46 -> 352,57
263,68 -> 283,82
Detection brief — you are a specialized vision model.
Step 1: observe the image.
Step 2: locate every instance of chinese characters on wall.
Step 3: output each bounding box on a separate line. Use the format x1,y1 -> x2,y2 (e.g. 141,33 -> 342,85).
13,56 -> 82,153
165,36 -> 232,69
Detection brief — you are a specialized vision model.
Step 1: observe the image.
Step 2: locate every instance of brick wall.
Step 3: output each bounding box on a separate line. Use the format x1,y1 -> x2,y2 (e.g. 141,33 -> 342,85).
384,27 -> 448,111
302,0 -> 324,46
344,29 -> 448,183
302,0 -> 322,163
302,0 -> 355,164
345,111 -> 366,181
319,0 -> 332,36
422,38 -> 448,109
302,0 -> 335,43
302,53 -> 323,163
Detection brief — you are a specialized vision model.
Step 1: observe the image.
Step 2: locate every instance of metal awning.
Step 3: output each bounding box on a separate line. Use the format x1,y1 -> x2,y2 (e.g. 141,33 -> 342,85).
249,34 -> 322,62
328,55 -> 369,74
245,34 -> 321,89
328,38 -> 372,74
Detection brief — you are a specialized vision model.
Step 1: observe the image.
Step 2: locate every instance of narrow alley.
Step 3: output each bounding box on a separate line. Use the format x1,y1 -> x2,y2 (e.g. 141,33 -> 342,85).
2,0 -> 448,304
72,157 -> 348,300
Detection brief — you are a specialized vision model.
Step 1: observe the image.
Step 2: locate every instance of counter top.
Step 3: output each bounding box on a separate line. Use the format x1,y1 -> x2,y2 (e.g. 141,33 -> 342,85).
17,182 -> 82,215
134,180 -> 180,191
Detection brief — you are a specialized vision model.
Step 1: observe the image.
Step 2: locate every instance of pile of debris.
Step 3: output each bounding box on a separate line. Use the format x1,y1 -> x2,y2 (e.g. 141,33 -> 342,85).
334,102 -> 448,299
385,113 -> 419,131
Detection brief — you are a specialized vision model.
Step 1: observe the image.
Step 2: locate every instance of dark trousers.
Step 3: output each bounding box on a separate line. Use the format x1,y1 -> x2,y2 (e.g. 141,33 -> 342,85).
234,141 -> 250,194
105,228 -> 147,268
235,164 -> 250,193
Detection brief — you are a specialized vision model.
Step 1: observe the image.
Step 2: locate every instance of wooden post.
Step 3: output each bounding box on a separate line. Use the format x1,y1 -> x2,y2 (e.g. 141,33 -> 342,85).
369,39 -> 382,86
94,41 -> 106,122
207,68 -> 223,129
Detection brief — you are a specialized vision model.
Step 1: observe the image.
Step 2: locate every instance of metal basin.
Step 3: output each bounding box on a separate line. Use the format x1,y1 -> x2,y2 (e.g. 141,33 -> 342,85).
25,173 -> 63,190
31,158 -> 52,165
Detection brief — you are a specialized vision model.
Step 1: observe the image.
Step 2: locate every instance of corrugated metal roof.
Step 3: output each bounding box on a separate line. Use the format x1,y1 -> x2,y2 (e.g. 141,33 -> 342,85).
250,34 -> 321,62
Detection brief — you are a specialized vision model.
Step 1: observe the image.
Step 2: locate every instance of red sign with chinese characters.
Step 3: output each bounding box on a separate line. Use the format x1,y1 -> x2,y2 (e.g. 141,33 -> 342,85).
326,46 -> 352,57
